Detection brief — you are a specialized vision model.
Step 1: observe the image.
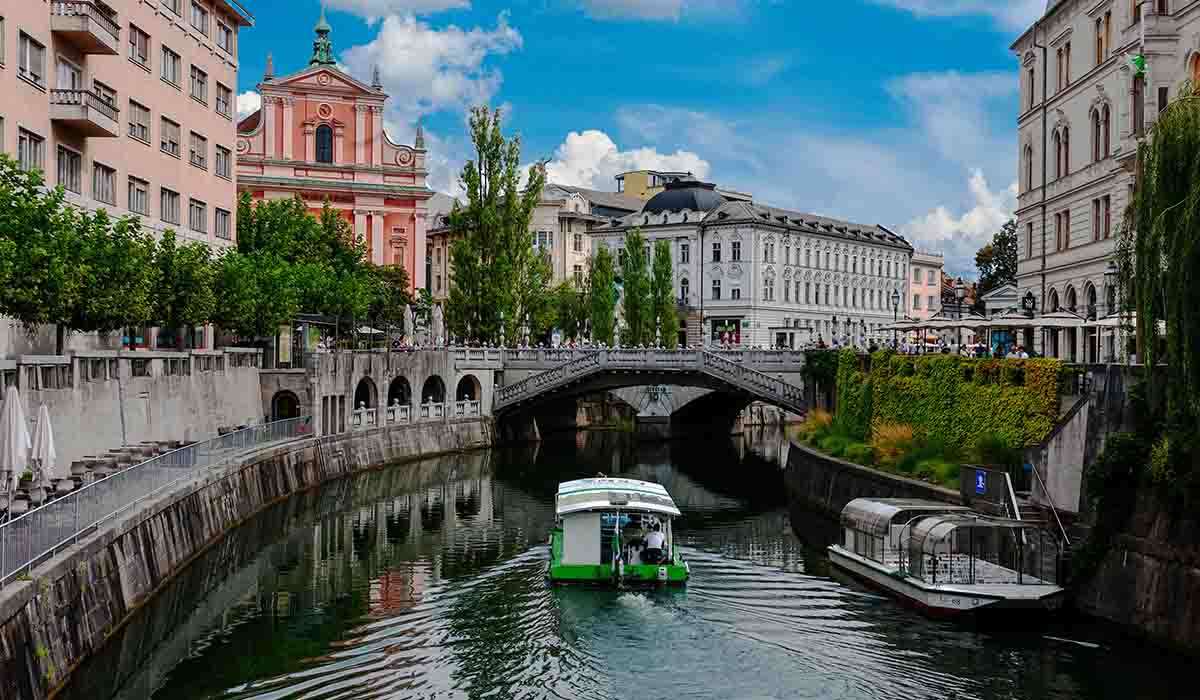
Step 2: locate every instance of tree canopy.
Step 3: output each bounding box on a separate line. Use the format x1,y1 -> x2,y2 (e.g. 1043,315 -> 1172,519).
974,218 -> 1018,298
619,228 -> 653,345
652,239 -> 679,348
588,245 -> 618,345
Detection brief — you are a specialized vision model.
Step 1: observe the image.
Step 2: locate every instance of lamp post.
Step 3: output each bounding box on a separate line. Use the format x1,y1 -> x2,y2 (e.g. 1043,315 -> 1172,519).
1104,259 -> 1119,362
890,288 -> 900,349
831,316 -> 837,346
860,319 -> 867,348
954,278 -> 966,351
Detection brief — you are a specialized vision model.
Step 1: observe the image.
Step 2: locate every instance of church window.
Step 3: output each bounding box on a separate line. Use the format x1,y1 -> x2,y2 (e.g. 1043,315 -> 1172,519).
316,124 -> 334,163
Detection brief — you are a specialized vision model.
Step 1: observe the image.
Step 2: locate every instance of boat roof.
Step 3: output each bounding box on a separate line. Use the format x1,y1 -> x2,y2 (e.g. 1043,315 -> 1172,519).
556,478 -> 681,517
841,498 -> 972,537
909,513 -> 1046,542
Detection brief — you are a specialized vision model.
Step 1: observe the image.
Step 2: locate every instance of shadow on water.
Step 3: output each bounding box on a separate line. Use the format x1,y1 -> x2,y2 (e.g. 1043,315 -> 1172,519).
57,428 -> 1193,700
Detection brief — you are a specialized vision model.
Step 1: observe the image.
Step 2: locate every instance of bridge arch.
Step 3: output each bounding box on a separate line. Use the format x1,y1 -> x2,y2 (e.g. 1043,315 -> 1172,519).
456,374 -> 481,401
388,376 -> 412,407
354,377 -> 377,410
422,375 -> 447,404
270,390 -> 301,421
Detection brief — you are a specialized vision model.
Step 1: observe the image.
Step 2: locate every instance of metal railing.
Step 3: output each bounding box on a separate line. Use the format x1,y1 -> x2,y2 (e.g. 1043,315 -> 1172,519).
50,88 -> 119,122
0,416 -> 312,586
1030,461 -> 1071,547
51,1 -> 121,43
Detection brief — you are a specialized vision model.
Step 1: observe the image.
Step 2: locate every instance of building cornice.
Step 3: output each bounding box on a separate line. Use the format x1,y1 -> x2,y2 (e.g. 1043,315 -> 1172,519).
237,156 -> 427,178
236,175 -> 434,198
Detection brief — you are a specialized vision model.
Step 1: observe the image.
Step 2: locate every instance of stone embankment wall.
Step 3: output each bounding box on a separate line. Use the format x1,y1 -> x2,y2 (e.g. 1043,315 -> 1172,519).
0,418 -> 493,700
1076,487 -> 1200,654
784,443 -> 961,521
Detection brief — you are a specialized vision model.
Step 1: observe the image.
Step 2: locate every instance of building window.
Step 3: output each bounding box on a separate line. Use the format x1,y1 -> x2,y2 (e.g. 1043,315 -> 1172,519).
712,279 -> 721,300
926,269 -> 935,285
913,294 -> 921,310
216,83 -> 232,118
574,265 -> 583,285
215,208 -> 230,240
217,22 -> 233,53
1134,74 -> 1146,136
316,124 -> 334,163
928,295 -> 935,310
189,65 -> 207,104
161,47 -> 181,87
128,100 -> 151,143
1054,126 -> 1070,178
0,17 -> 4,68
161,118 -> 180,157
18,33 -> 45,88
913,266 -> 920,283
680,278 -> 689,302
191,2 -> 209,35
784,280 -> 790,302
712,241 -> 721,262
763,279 -> 773,301
1093,199 -> 1102,242
92,163 -> 115,205
162,0 -> 181,15
161,188 -> 180,224
573,233 -> 584,253
18,128 -> 45,171
1158,86 -> 1169,114
189,198 -> 207,233
805,249 -> 811,266
215,145 -> 231,179
1026,222 -> 1034,259
1103,195 -> 1111,238
129,25 -> 150,68
1132,0 -> 1142,23
1027,67 -> 1035,110
1157,0 -> 1169,14
732,287 -> 741,301
679,242 -> 690,264
128,177 -> 149,215
731,241 -> 741,262
189,132 -> 207,169
57,146 -> 81,193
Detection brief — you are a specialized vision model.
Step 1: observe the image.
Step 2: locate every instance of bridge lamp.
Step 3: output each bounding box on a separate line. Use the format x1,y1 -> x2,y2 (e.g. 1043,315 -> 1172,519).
954,278 -> 967,349
890,288 -> 900,348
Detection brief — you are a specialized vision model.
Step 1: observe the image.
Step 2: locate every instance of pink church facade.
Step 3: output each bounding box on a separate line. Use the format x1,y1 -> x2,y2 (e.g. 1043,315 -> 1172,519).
235,14 -> 432,292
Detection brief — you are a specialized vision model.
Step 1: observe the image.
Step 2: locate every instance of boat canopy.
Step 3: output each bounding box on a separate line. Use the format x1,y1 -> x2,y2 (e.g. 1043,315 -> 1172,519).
556,478 -> 680,518
840,498 -> 971,538
902,514 -> 1061,585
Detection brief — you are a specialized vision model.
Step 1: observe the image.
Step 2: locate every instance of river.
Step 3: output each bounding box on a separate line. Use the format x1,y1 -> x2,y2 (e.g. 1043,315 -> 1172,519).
61,429 -> 1186,700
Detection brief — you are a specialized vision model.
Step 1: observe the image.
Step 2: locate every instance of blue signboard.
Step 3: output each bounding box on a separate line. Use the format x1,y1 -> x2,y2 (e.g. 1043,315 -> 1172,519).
975,471 -> 987,495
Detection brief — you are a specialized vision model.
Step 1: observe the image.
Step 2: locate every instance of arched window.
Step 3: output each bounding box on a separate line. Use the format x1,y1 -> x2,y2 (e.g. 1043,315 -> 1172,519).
1102,105 -> 1111,158
316,124 -> 334,164
1063,126 -> 1070,175
1049,288 -> 1060,312
712,279 -> 721,300
1052,132 -> 1062,179
1192,54 -> 1200,90
1024,145 -> 1034,191
1092,108 -> 1102,162
1065,286 -> 1078,312
680,278 -> 689,304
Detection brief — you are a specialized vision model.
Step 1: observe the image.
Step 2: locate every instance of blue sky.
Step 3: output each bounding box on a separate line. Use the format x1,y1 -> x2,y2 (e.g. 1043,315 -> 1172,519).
236,0 -> 1045,275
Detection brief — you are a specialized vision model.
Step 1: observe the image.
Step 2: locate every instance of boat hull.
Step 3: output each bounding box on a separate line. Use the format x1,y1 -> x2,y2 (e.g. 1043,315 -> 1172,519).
828,546 -> 1064,618
548,529 -> 688,586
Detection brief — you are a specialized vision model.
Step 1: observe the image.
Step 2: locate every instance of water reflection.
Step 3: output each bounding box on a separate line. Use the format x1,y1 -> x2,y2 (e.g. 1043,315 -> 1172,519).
60,428 -> 1189,700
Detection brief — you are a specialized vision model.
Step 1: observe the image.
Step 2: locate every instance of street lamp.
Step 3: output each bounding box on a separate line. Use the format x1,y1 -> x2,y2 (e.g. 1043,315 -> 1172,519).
859,319 -> 866,348
890,288 -> 900,349
1104,259 -> 1119,363
954,277 -> 967,351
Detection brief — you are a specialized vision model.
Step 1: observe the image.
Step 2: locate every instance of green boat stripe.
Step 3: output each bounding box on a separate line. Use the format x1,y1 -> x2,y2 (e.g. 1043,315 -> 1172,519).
558,487 -> 672,499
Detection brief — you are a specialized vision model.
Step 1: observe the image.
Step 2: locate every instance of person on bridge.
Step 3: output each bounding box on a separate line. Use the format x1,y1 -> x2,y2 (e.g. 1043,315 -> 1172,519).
642,523 -> 666,564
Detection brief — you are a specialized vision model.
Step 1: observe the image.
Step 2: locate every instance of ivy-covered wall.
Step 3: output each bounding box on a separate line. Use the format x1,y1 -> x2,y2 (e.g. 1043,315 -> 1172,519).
834,349 -> 1065,447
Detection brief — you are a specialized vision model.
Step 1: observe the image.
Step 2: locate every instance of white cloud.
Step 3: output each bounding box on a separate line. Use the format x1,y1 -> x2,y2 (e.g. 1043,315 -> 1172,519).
869,0 -> 1043,31
886,71 -> 1015,173
236,91 -> 261,119
576,0 -> 744,21
325,0 -> 469,22
542,130 -> 711,190
341,12 -> 521,128
901,170 -> 1017,275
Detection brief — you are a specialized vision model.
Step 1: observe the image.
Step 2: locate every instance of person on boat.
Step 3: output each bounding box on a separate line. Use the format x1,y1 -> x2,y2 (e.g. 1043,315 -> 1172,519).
642,523 -> 666,564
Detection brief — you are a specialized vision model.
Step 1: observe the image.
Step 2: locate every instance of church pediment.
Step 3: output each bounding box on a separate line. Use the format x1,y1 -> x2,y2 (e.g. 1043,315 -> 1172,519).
273,66 -> 379,96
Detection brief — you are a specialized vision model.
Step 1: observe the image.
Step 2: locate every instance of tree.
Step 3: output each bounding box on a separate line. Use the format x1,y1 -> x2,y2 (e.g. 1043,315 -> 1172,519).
367,265 -> 412,331
445,106 -> 548,344
71,211 -> 158,341
213,251 -> 299,340
553,280 -> 588,341
588,246 -> 618,345
651,239 -> 679,348
152,230 -> 217,346
975,219 -> 1018,298
619,228 -> 653,345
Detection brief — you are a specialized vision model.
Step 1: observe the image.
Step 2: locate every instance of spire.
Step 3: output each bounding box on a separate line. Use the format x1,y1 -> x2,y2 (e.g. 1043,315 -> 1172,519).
415,119 -> 425,149
372,64 -> 382,90
309,3 -> 335,66
264,52 -> 274,81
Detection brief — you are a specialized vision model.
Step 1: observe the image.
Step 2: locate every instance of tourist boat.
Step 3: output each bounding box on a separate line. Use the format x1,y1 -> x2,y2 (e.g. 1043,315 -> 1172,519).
549,477 -> 689,586
827,498 -> 1065,616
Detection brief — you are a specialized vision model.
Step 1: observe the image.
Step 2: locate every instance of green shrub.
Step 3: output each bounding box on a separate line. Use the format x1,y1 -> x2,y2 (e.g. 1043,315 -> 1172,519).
913,458 -> 958,486
972,433 -> 1022,470
818,435 -> 851,458
844,442 -> 876,466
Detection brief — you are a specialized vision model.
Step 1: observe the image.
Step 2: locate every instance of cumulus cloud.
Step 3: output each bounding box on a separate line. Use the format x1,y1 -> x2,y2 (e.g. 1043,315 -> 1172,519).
341,12 -> 521,128
236,91 -> 262,119
869,0 -> 1043,31
886,71 -> 1015,173
576,0 -> 744,21
542,130 -> 711,190
325,0 -> 469,23
901,170 -> 1017,275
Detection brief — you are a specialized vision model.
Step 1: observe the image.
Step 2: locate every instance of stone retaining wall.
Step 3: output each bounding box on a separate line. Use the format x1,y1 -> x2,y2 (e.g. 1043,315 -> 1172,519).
784,443 -> 961,521
0,418 -> 494,700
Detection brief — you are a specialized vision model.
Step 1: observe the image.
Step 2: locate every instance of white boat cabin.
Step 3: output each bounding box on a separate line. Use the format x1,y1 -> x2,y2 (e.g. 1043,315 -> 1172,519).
556,478 -> 681,566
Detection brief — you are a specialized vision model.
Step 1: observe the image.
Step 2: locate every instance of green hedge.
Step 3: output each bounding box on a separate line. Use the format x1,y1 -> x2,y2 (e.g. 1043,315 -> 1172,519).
833,349 -> 1065,448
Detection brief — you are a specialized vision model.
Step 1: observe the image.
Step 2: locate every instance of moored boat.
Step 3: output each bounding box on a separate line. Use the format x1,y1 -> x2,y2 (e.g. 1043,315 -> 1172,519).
549,477 -> 689,586
828,498 -> 1065,616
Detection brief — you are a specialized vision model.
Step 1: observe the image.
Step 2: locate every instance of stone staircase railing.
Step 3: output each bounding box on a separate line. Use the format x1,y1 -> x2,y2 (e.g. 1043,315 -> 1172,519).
494,350 -> 806,414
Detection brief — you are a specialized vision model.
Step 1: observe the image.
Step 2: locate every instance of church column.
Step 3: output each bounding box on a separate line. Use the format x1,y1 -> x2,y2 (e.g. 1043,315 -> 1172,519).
282,97 -> 294,160
263,96 -> 277,158
355,105 -> 366,164
372,106 -> 385,165
371,211 -> 385,266
334,124 -> 346,163
354,210 -> 368,248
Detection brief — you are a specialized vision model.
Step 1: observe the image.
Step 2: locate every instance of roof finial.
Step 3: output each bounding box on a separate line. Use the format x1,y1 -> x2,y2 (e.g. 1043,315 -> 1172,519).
310,3 -> 335,66
372,64 -> 382,90
415,119 -> 425,149
264,52 -> 274,81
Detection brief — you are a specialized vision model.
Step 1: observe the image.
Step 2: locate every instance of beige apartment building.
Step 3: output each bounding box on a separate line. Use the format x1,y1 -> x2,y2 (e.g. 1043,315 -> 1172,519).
908,251 -> 944,322
1012,0 -> 1200,362
1,0 -> 252,354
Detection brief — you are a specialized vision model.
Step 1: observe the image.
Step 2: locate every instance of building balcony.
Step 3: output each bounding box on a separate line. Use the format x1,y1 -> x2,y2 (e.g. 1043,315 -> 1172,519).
50,89 -> 119,137
50,1 -> 120,55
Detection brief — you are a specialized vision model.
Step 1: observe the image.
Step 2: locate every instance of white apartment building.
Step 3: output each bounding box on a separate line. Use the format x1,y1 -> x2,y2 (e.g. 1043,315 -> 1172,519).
589,179 -> 914,348
909,251 -> 944,321
1012,0 -> 1198,362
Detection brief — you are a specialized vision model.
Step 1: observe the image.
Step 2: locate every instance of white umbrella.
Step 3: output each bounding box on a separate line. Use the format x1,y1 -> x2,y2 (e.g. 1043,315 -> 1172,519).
0,385 -> 31,495
30,404 -> 59,486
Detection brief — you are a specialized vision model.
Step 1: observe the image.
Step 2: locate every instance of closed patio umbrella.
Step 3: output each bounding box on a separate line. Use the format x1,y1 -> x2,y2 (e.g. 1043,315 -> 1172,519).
0,385 -> 31,497
30,404 -> 59,487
